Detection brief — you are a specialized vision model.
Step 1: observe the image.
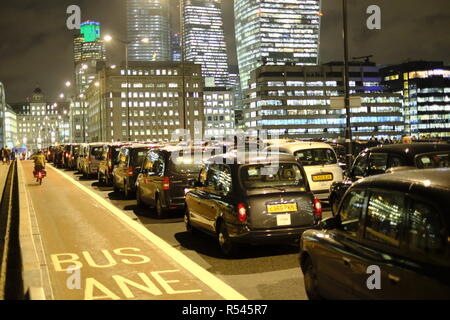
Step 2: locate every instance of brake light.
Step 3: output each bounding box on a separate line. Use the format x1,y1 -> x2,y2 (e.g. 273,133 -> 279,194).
127,167 -> 134,176
163,176 -> 170,190
38,172 -> 42,178
313,197 -> 322,218
66,152 -> 69,158
238,203 -> 247,222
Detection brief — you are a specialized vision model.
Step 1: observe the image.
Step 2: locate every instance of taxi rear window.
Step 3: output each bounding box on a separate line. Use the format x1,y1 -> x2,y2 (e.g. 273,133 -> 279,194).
240,163 -> 307,190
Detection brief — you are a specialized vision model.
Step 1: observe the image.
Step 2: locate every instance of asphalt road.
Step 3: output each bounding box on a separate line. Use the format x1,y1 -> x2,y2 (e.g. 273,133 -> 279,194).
20,160 -> 241,300
22,160 -> 332,300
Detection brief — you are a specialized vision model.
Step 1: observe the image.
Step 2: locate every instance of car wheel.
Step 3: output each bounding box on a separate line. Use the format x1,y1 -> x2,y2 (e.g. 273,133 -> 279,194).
303,257 -> 323,300
184,207 -> 196,235
136,188 -> 143,207
217,222 -> 238,257
155,196 -> 165,218
113,179 -> 119,193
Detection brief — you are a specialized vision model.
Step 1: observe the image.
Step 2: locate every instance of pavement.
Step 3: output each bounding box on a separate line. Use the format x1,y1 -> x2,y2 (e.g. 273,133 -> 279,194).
18,160 -> 245,300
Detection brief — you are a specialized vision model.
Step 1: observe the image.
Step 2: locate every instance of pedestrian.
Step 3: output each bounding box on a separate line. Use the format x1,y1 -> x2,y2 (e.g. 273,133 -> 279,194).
0,148 -> 4,164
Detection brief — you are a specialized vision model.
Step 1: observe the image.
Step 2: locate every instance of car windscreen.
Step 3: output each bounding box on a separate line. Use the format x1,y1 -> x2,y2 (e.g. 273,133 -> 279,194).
240,162 -> 307,189
415,152 -> 450,168
169,153 -> 203,174
131,148 -> 149,167
294,148 -> 337,166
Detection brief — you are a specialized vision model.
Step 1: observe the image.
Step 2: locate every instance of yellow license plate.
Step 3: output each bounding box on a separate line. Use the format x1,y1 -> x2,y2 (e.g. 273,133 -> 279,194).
312,173 -> 333,182
267,203 -> 298,213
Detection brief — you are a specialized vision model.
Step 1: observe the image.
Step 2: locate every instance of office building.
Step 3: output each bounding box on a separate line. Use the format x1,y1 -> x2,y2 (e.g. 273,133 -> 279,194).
73,21 -> 107,95
182,0 -> 230,87
381,61 -> 450,138
0,82 -> 5,147
235,0 -> 322,90
204,87 -> 235,137
12,88 -> 70,152
4,105 -> 17,149
127,0 -> 171,62
243,62 -> 404,140
84,62 -> 204,142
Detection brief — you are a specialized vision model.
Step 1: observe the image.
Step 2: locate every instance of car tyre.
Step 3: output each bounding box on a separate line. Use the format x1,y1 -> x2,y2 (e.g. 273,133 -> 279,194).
136,188 -> 143,207
304,257 -> 323,300
184,207 -> 196,235
217,222 -> 238,257
113,179 -> 120,193
155,196 -> 165,218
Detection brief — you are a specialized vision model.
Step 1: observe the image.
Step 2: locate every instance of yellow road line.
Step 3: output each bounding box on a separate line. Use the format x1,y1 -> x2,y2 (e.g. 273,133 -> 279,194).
47,164 -> 247,300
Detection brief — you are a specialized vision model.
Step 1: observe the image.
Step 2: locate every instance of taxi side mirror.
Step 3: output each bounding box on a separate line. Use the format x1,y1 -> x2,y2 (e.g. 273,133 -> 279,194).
319,216 -> 340,230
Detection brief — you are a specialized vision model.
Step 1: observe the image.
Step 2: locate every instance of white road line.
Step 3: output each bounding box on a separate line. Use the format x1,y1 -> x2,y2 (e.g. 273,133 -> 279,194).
47,164 -> 247,300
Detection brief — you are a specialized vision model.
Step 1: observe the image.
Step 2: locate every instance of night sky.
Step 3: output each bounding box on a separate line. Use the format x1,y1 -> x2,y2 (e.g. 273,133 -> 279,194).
0,0 -> 449,103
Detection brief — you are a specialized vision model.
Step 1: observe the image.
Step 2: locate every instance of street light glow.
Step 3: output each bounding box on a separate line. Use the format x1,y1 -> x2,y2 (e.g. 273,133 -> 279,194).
104,35 -> 112,42
65,81 -> 71,87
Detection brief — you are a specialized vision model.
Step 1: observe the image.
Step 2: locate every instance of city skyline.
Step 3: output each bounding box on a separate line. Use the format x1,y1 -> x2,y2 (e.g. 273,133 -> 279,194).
1,0 -> 450,102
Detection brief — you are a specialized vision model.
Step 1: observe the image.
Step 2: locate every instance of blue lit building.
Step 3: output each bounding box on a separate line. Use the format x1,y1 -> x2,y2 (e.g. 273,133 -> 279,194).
243,62 -> 404,140
235,0 -> 322,90
182,0 -> 230,87
127,0 -> 171,62
381,61 -> 450,138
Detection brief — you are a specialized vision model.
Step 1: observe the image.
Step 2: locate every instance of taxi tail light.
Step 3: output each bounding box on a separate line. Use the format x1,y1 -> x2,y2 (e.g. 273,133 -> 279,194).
163,176 -> 170,190
238,203 -> 247,222
313,197 -> 322,218
127,167 -> 134,176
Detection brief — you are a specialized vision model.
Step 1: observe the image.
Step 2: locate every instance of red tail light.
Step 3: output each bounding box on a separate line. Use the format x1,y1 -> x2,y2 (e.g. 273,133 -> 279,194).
38,172 -> 42,178
66,153 -> 69,158
72,156 -> 74,160
313,197 -> 322,218
88,156 -> 92,164
127,167 -> 134,176
163,176 -> 170,190
238,203 -> 247,222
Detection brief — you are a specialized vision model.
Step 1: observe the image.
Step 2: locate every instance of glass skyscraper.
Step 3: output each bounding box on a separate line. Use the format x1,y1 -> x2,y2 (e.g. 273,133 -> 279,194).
235,0 -> 322,90
181,0 -> 230,87
127,0 -> 170,61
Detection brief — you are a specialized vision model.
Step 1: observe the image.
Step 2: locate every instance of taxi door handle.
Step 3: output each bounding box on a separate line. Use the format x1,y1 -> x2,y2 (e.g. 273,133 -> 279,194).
388,274 -> 400,283
342,257 -> 351,266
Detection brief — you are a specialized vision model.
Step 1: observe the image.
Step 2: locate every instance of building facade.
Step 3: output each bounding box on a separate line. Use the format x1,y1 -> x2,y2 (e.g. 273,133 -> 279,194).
381,61 -> 450,138
85,62 -> 205,142
127,0 -> 171,62
0,82 -> 5,147
12,88 -> 70,152
243,63 -> 404,140
235,0 -> 322,90
204,87 -> 235,137
4,105 -> 17,149
182,0 -> 230,87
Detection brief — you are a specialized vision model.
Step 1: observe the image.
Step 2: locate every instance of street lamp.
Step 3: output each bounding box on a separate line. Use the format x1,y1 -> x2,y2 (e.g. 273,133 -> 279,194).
79,93 -> 86,143
342,0 -> 353,173
104,35 -> 150,141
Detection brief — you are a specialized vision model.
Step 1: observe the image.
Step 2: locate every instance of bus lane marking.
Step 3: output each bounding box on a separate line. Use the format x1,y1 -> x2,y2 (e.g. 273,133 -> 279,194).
48,164 -> 247,300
